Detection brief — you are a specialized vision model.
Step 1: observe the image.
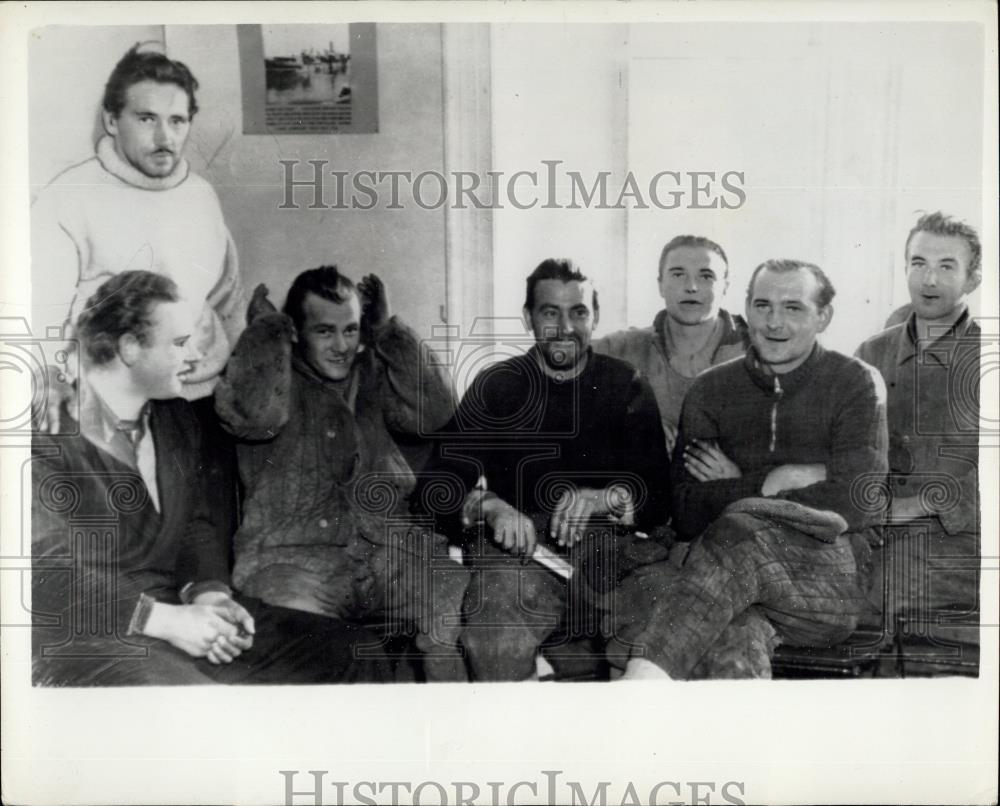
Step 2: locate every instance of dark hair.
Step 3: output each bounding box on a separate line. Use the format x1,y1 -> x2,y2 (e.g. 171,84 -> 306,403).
523,258 -> 599,313
102,43 -> 200,118
283,265 -> 357,330
657,235 -> 729,281
905,211 -> 981,276
76,271 -> 180,366
746,259 -> 836,309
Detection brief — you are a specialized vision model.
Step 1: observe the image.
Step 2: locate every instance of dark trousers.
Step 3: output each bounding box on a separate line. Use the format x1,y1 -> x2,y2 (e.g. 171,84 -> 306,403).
190,394 -> 241,550
239,529 -> 470,682
460,525 -> 670,681
33,595 -> 390,686
864,521 -> 979,648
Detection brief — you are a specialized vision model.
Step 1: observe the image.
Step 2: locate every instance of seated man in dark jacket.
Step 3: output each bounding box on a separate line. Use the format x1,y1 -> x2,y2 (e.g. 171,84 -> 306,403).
32,271 -> 386,686
215,267 -> 468,681
619,259 -> 889,679
418,259 -> 672,681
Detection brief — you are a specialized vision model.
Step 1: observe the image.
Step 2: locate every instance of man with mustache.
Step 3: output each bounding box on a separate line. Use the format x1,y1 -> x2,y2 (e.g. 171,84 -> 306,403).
31,43 -> 244,406
618,259 -> 888,679
32,43 -> 245,399
855,212 -> 982,668
419,259 -> 671,681
593,235 -> 749,456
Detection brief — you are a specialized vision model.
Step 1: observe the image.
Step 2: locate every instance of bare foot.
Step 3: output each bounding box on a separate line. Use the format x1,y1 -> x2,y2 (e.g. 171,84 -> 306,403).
619,658 -> 671,680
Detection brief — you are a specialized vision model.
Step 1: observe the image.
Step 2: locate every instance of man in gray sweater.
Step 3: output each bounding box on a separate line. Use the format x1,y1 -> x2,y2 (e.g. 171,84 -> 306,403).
619,259 -> 888,679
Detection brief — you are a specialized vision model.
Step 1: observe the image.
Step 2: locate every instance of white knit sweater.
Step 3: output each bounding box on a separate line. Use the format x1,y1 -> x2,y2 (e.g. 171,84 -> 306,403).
31,136 -> 246,399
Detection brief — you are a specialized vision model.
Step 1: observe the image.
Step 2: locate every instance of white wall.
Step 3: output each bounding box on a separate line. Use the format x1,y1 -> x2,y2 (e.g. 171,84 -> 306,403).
489,22 -> 985,356
627,22 -> 984,356
490,24 -> 630,332
165,24 -> 448,337
28,25 -> 164,190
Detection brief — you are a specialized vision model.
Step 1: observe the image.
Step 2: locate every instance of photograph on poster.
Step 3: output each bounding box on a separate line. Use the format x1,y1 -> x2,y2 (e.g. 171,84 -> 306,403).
1,5 -> 997,806
237,23 -> 379,135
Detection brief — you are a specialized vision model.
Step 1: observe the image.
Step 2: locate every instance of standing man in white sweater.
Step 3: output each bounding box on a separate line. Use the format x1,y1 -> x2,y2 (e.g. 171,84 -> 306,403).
31,43 -> 246,403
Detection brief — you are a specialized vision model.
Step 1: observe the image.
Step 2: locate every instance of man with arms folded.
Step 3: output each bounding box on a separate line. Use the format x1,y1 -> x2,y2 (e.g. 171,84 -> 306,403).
32,271 -> 385,685
620,259 -> 888,679
419,259 -> 671,681
855,212 -> 982,666
593,235 -> 749,456
214,267 -> 469,682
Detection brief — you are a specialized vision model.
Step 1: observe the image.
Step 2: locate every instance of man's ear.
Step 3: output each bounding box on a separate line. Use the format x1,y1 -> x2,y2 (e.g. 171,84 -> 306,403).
118,332 -> 140,366
522,307 -> 533,333
102,109 -> 118,137
817,304 -> 833,333
963,269 -> 982,296
593,306 -> 600,330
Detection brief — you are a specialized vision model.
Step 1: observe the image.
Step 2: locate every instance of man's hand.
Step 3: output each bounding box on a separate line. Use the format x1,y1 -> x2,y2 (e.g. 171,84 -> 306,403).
192,590 -> 256,659
761,463 -> 827,496
481,496 -> 537,559
32,365 -> 75,435
549,486 -> 624,547
888,494 -> 931,524
144,601 -> 250,665
684,439 -> 742,482
246,283 -> 278,323
357,274 -> 390,338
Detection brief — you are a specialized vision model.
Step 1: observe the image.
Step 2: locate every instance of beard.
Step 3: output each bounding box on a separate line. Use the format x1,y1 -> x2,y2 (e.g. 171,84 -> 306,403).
537,336 -> 587,373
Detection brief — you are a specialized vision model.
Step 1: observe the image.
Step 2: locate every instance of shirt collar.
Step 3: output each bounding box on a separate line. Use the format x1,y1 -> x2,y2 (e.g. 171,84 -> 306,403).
654,308 -> 748,359
743,341 -> 824,394
897,306 -> 973,366
77,379 -> 151,464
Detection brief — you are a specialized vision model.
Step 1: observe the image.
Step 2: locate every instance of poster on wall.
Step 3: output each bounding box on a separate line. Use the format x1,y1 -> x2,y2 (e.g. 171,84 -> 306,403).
237,22 -> 378,134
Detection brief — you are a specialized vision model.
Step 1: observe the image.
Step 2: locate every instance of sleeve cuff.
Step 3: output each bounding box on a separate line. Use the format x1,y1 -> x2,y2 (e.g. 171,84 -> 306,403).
126,592 -> 157,636
179,581 -> 233,604
937,499 -> 976,536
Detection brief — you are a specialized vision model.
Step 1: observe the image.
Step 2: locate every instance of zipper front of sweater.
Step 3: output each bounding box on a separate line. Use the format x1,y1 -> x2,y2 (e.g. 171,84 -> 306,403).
768,375 -> 783,452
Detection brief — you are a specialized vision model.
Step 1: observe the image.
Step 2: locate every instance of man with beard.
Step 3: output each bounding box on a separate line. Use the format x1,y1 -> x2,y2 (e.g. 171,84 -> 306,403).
419,259 -> 671,681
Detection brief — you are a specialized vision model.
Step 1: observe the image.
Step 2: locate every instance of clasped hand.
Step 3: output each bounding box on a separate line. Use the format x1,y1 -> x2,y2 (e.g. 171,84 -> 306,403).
146,592 -> 256,665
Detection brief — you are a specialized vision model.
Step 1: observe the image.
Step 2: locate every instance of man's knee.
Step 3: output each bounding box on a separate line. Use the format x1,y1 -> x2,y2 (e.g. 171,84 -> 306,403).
689,608 -> 779,679
460,562 -> 562,681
